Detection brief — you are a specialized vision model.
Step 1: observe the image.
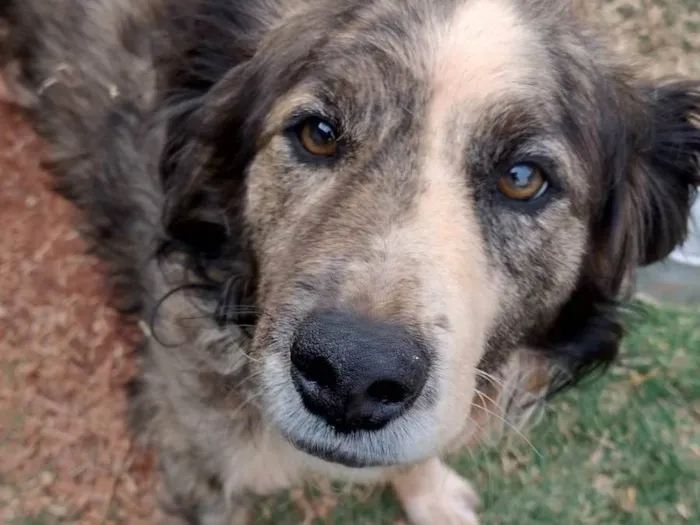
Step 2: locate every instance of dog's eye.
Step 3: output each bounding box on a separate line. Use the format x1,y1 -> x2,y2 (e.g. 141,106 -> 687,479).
497,162 -> 549,201
298,117 -> 339,157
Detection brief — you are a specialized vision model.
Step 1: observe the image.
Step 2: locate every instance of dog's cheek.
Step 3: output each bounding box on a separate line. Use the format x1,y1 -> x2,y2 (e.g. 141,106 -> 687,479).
244,148 -> 294,253
244,142 -> 341,263
482,203 -> 589,350
442,209 -> 588,445
516,216 -> 589,332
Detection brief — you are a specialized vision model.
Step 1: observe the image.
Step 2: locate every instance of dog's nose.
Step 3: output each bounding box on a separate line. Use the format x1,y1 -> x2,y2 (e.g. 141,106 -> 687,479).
290,310 -> 431,433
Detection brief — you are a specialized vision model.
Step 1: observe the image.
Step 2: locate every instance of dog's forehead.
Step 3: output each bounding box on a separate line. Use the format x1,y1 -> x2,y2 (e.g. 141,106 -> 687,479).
428,0 -> 551,111
300,0 -> 558,132
327,0 -> 552,95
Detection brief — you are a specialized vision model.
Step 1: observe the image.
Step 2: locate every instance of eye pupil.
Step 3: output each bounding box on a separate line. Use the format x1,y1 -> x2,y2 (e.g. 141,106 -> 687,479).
298,117 -> 339,157
498,162 -> 548,201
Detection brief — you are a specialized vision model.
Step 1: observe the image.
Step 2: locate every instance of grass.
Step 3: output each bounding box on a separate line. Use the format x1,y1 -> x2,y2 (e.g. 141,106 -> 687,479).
253,303 -> 700,525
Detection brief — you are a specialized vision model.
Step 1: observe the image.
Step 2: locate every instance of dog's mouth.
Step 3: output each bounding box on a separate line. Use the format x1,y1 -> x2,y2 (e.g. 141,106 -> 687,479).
265,385 -> 442,469
282,428 -> 400,468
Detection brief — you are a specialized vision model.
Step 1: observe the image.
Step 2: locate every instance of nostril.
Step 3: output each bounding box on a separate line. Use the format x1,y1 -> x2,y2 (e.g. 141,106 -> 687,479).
291,351 -> 337,389
366,380 -> 410,405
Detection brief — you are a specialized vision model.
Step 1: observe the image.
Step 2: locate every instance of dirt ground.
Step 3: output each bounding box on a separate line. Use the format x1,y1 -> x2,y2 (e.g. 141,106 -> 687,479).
0,104 -> 158,523
0,2 -> 698,525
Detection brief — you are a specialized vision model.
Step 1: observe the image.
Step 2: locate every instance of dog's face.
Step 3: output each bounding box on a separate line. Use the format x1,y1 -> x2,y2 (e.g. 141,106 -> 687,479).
163,0 -> 700,468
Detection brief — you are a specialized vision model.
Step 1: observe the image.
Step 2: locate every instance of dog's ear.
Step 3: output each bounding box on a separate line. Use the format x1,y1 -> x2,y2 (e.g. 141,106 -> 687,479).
155,1 -> 266,263
159,63 -> 261,258
540,80 -> 700,395
629,81 -> 700,265
643,82 -> 700,254
595,80 -> 700,289
157,5 -> 328,269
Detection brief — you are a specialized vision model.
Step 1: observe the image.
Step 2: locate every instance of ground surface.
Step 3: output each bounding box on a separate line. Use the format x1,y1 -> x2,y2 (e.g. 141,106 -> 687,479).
0,1 -> 699,524
0,105 -> 157,524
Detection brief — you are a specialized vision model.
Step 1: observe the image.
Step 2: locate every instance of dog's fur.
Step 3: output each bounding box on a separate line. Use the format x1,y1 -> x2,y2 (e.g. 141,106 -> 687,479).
2,0 -> 700,523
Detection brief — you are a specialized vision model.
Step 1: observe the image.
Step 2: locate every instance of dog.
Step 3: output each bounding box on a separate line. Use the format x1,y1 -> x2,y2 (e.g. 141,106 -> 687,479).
2,0 -> 699,523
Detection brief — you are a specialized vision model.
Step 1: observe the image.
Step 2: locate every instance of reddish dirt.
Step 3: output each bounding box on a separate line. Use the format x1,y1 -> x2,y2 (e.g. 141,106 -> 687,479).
0,101 -> 157,523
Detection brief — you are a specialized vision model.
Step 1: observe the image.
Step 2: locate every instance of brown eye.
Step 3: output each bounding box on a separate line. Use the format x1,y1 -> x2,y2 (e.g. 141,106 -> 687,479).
298,117 -> 339,157
497,163 -> 549,201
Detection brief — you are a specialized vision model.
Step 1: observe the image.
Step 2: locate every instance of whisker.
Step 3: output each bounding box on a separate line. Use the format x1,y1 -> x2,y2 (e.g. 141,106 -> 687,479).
472,389 -> 542,458
216,345 -> 262,366
475,366 -> 551,417
475,368 -> 529,395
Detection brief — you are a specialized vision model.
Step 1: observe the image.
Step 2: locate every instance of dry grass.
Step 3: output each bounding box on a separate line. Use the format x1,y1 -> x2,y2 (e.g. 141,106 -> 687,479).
581,0 -> 700,78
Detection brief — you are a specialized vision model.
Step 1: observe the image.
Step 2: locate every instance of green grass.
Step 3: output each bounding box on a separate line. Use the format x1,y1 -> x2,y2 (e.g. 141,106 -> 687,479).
254,304 -> 700,525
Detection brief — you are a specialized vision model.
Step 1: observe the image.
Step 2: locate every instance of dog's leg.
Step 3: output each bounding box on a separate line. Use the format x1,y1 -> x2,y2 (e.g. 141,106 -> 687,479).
158,449 -> 254,525
128,358 -> 255,525
391,458 -> 480,525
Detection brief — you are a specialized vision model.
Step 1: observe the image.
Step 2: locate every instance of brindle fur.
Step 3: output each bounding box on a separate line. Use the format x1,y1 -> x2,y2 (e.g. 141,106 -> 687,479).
2,0 -> 699,523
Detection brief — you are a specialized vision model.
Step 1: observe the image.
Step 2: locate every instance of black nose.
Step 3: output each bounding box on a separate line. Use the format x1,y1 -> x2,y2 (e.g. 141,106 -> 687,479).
290,310 -> 431,433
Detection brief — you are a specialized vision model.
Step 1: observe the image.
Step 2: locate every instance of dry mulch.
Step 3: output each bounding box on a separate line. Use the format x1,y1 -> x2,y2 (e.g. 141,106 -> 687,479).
0,2 -> 698,524
0,101 -> 158,524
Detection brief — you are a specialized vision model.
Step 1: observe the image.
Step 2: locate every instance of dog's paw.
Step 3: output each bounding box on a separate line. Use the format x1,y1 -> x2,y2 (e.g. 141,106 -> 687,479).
391,459 -> 479,525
